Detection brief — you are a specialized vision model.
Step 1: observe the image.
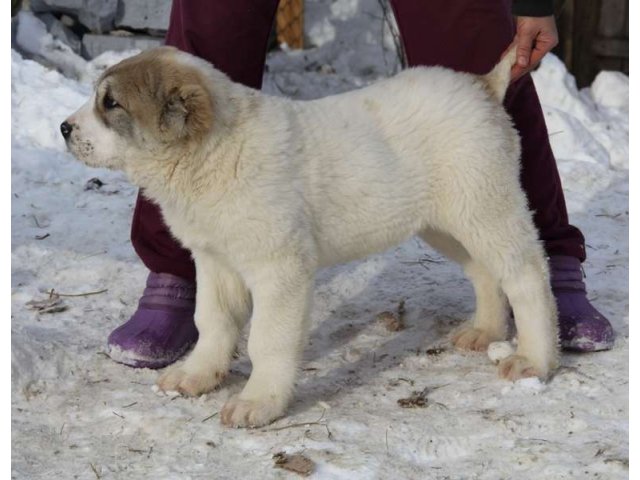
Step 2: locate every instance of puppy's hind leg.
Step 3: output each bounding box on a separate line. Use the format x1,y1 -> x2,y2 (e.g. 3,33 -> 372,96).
453,260 -> 510,351
157,252 -> 250,396
497,248 -> 559,381
447,214 -> 558,381
420,229 -> 510,352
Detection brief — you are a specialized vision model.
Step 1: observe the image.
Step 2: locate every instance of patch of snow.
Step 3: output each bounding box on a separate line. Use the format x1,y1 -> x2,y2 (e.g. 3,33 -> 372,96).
487,341 -> 516,364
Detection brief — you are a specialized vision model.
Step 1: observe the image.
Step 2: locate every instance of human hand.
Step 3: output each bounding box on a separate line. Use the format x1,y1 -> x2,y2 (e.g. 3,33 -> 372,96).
506,16 -> 559,81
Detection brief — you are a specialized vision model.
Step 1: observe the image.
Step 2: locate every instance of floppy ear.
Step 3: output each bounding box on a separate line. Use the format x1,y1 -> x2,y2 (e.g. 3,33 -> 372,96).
160,84 -> 213,141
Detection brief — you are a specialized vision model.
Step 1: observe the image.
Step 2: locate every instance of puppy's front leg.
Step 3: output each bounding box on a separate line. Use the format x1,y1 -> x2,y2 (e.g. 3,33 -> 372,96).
221,258 -> 312,428
157,252 -> 250,396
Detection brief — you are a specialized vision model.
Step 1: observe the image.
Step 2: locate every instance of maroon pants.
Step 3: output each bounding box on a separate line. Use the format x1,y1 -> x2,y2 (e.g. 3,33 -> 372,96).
131,0 -> 586,283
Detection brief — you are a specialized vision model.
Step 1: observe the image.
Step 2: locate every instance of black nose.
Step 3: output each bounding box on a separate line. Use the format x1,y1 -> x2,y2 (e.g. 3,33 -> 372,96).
60,121 -> 73,139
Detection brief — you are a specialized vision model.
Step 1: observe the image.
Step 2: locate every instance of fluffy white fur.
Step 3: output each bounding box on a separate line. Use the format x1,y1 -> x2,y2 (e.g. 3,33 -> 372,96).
64,47 -> 558,428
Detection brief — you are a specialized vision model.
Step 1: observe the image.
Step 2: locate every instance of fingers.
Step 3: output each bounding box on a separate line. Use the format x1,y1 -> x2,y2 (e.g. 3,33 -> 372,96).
509,27 -> 536,82
530,32 -> 558,67
510,16 -> 559,82
510,60 -> 528,83
515,27 -> 536,71
511,38 -> 557,82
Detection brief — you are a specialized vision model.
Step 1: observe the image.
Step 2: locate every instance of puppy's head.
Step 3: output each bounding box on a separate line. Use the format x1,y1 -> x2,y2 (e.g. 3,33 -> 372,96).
61,47 -> 214,171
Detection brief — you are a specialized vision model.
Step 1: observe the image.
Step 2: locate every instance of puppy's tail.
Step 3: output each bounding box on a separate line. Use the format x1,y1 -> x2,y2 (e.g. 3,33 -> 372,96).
482,46 -> 517,103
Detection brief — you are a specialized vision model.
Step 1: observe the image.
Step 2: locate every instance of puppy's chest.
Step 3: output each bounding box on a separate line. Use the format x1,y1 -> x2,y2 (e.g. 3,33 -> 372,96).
160,199 -> 254,258
161,204 -> 225,251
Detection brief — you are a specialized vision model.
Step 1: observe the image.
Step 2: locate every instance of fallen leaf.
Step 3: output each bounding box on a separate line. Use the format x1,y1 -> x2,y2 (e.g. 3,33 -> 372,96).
26,292 -> 68,314
397,388 -> 428,408
377,311 -> 404,332
84,177 -> 119,195
425,347 -> 446,356
273,451 -> 315,477
84,177 -> 105,190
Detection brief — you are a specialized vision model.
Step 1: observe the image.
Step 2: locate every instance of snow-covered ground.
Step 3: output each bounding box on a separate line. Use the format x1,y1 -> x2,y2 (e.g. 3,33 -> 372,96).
11,1 -> 628,478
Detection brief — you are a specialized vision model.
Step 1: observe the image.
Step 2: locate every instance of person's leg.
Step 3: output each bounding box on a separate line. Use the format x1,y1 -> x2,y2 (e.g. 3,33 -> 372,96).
389,0 -> 613,350
109,0 -> 280,368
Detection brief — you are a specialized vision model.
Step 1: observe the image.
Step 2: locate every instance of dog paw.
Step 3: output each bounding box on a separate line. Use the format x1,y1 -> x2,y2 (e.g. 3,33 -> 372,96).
156,366 -> 226,397
497,354 -> 541,381
220,394 -> 285,428
451,327 -> 496,352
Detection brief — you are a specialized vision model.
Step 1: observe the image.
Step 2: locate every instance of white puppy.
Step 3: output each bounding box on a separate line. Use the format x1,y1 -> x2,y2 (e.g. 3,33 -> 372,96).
62,47 -> 558,427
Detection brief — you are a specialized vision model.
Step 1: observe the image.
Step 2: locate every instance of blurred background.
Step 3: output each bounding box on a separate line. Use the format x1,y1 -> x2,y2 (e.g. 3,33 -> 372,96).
10,0 -> 628,88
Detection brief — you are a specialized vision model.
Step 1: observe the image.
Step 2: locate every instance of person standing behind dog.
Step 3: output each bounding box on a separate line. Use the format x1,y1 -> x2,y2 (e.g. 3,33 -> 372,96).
106,0 -> 614,369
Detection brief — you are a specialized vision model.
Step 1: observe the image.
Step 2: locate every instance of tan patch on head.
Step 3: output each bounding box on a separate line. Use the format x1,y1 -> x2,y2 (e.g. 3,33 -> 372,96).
96,47 -> 214,144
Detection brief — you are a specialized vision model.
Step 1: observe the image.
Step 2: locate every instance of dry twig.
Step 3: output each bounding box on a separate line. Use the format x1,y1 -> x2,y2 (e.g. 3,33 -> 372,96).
48,288 -> 108,297
201,412 -> 219,423
89,463 -> 101,479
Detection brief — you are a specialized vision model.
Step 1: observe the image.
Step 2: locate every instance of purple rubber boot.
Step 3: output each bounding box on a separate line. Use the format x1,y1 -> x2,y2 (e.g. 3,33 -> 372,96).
549,255 -> 614,352
107,272 -> 198,368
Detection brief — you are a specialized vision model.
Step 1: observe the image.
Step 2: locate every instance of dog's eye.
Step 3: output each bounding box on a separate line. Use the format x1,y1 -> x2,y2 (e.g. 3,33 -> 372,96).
103,93 -> 119,110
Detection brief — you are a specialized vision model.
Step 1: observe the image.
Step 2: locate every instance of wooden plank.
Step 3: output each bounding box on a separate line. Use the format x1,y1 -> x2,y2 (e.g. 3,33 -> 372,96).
11,0 -> 21,16
596,56 -> 624,72
598,0 -> 627,37
554,0 -> 575,70
625,1 -> 629,37
592,37 -> 629,57
572,0 -> 601,87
